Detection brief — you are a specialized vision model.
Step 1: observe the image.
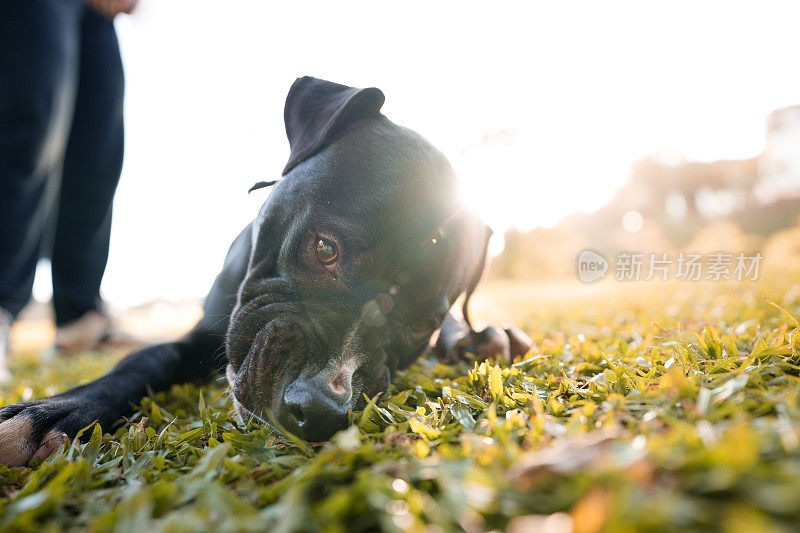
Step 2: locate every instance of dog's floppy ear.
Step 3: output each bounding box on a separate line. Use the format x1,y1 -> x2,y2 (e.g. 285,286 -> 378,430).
282,76 -> 385,176
461,223 -> 493,330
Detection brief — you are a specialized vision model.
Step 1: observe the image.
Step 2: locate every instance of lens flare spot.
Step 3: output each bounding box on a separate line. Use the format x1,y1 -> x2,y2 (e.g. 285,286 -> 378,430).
376,293 -> 394,314
622,210 -> 644,233
361,300 -> 387,327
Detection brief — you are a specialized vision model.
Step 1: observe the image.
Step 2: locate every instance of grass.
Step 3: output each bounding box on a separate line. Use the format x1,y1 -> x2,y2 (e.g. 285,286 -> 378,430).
1,276 -> 800,532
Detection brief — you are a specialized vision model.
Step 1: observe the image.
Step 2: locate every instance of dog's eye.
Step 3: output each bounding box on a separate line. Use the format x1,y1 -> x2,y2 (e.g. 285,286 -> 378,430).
316,237 -> 338,265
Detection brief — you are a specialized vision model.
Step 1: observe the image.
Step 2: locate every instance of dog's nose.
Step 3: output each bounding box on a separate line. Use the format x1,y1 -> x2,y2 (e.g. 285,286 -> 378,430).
282,377 -> 350,441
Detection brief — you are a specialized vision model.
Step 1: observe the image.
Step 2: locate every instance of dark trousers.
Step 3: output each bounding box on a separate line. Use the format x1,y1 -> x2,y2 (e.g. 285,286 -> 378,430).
0,0 -> 124,326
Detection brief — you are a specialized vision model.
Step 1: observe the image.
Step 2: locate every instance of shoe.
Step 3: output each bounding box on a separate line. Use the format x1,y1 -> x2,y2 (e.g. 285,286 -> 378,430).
54,310 -> 146,355
0,307 -> 12,384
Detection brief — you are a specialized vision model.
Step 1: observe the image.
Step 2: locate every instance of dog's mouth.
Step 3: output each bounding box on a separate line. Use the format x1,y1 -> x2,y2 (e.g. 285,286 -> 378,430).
225,309 -> 391,441
226,359 -> 385,442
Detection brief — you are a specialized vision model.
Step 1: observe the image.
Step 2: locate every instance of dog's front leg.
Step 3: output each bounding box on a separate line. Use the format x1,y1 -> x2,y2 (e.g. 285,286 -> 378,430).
435,312 -> 532,363
0,328 -> 224,467
0,224 -> 253,467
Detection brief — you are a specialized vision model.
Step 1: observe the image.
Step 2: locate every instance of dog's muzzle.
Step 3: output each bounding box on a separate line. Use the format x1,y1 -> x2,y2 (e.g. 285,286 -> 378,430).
280,358 -> 359,441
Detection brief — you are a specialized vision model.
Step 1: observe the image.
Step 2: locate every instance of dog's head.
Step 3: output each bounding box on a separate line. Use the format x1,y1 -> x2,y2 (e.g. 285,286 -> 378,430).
225,77 -> 489,441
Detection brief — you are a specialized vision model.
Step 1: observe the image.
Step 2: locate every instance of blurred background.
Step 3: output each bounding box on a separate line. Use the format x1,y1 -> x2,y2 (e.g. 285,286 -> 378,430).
17,0 -> 800,346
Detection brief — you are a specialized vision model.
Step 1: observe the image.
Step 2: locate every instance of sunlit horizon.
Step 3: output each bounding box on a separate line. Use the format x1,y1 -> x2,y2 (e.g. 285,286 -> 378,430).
30,0 -> 800,306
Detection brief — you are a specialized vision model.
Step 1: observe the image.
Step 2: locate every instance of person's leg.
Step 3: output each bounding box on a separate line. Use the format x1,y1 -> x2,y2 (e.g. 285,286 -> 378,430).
0,0 -> 82,376
0,0 -> 82,321
51,8 -> 125,327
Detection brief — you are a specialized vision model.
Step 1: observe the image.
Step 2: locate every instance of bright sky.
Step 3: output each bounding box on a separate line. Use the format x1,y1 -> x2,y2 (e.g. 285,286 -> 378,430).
33,0 -> 800,306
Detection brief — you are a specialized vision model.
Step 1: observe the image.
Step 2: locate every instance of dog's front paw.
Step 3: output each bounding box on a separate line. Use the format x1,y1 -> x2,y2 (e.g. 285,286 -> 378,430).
0,397 -> 94,467
445,325 -> 532,363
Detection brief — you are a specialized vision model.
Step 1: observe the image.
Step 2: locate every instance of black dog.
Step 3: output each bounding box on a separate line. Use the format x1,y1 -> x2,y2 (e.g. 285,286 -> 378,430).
0,77 -> 531,466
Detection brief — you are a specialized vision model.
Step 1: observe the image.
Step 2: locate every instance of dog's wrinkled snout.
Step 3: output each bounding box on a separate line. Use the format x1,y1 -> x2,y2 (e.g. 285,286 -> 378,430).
280,363 -> 355,441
